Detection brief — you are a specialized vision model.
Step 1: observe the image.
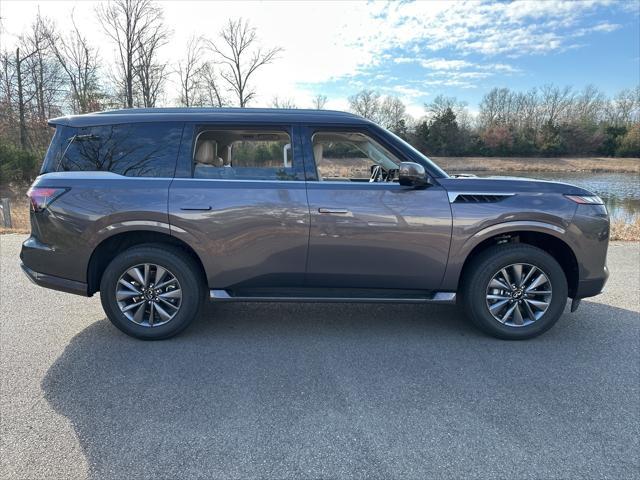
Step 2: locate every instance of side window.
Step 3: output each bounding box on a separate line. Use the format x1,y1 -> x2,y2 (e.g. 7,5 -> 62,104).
193,129 -> 296,180
57,122 -> 182,177
312,131 -> 401,182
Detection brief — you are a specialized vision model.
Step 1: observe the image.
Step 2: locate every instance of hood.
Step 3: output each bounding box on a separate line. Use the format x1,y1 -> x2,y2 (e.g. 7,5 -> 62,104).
438,175 -> 594,196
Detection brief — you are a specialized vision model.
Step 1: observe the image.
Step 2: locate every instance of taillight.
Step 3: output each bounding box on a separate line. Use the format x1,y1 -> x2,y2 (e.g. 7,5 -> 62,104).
26,187 -> 68,212
564,194 -> 604,205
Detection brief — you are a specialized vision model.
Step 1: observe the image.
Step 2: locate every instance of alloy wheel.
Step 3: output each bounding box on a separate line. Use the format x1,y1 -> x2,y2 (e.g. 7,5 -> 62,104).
485,263 -> 552,327
116,263 -> 182,327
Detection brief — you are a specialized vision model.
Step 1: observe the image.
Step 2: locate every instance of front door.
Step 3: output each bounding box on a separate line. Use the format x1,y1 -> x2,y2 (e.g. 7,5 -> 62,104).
303,127 -> 452,290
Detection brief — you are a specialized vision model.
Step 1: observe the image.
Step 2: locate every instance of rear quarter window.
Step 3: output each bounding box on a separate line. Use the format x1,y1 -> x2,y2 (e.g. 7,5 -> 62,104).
55,122 -> 183,177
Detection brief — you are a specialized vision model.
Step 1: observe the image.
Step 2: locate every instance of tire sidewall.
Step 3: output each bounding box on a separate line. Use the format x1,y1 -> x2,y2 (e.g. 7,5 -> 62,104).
100,246 -> 202,340
463,245 -> 568,340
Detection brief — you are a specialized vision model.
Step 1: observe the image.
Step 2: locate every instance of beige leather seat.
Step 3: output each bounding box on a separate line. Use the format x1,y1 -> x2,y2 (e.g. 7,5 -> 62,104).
195,140 -> 222,167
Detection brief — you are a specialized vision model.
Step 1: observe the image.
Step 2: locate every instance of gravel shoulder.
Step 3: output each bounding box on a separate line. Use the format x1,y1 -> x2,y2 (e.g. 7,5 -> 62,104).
1,235 -> 639,479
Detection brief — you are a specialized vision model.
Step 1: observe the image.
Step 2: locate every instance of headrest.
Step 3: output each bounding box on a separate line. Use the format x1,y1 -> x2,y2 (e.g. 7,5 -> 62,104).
195,140 -> 216,165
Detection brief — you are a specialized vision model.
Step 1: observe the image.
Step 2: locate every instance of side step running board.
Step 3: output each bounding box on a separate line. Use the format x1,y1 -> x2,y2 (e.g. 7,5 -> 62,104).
210,289 -> 456,304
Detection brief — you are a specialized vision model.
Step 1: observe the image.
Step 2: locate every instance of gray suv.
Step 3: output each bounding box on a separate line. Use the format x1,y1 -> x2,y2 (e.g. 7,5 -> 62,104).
20,108 -> 609,340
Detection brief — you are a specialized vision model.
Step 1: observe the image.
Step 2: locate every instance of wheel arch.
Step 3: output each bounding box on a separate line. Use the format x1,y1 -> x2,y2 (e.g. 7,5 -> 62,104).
458,229 -> 579,298
87,230 -> 207,296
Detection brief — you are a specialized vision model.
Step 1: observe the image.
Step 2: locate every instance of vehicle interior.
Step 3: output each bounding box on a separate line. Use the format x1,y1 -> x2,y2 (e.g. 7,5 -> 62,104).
193,130 -> 293,179
311,132 -> 400,182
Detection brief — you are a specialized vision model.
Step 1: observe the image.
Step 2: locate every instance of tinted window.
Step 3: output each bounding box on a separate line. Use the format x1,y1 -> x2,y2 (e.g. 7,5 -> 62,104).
56,122 -> 182,177
193,129 -> 297,180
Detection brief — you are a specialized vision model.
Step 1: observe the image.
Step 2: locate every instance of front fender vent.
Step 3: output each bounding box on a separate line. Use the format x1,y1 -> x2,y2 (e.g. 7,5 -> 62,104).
449,193 -> 514,203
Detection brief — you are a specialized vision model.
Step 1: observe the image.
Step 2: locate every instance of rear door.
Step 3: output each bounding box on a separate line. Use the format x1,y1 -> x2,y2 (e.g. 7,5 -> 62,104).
302,125 -> 452,290
168,123 -> 310,290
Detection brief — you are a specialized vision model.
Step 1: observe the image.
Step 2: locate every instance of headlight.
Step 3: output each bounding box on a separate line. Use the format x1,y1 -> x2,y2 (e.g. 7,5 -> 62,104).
564,195 -> 604,205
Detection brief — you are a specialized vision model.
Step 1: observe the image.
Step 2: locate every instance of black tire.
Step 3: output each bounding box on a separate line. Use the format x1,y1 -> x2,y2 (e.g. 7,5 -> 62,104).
461,244 -> 568,340
100,244 -> 204,340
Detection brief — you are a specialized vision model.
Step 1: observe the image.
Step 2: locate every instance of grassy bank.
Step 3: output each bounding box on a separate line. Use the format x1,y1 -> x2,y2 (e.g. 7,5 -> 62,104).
434,156 -> 640,173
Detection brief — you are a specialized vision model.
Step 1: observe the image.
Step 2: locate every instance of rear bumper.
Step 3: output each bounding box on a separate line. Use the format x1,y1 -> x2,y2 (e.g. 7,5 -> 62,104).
20,263 -> 89,296
574,264 -> 609,299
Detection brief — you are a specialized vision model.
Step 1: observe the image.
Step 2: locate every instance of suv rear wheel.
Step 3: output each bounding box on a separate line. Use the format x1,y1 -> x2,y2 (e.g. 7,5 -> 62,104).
461,244 -> 568,340
100,245 -> 204,340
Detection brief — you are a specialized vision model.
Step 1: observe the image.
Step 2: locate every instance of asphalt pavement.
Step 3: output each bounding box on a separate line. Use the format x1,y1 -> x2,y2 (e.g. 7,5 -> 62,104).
1,234 -> 639,479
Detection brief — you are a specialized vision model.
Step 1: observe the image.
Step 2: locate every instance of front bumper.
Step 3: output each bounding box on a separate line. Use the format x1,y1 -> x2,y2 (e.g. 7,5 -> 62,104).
574,264 -> 609,299
20,263 -> 89,296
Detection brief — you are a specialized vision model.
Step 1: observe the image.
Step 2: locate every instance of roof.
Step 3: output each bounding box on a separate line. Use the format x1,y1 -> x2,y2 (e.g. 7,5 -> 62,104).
49,107 -> 371,128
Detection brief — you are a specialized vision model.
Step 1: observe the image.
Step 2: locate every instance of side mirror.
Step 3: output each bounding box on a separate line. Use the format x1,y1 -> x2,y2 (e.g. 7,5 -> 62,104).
398,162 -> 429,188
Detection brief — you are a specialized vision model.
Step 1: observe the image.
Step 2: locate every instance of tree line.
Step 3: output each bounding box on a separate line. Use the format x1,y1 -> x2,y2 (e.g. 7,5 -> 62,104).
348,86 -> 639,158
1,0 -> 639,182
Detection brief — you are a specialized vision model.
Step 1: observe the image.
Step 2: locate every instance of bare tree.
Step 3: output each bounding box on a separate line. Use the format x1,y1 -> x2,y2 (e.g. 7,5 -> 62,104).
312,94 -> 327,110
206,18 -> 282,107
10,46 -> 39,149
270,96 -> 296,109
43,15 -> 102,113
176,36 -> 205,107
606,86 -> 640,125
198,62 -> 227,107
426,94 -> 469,125
348,89 -> 380,121
379,96 -> 407,131
135,11 -> 170,107
97,0 -> 166,108
539,84 -> 574,125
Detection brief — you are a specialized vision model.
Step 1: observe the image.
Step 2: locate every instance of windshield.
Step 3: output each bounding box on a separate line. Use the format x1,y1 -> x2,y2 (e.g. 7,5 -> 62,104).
386,130 -> 449,178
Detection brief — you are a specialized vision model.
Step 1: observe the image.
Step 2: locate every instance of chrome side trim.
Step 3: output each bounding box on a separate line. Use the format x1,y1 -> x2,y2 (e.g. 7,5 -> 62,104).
447,191 -> 516,203
209,289 -> 456,304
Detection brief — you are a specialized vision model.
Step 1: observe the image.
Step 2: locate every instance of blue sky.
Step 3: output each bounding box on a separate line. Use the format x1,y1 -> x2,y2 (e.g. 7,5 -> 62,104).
2,0 -> 639,115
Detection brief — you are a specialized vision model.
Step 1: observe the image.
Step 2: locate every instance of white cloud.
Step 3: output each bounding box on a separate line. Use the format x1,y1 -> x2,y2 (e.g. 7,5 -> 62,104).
0,0 -> 630,108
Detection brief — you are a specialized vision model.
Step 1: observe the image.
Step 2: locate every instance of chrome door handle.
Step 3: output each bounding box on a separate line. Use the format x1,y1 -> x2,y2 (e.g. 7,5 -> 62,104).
318,208 -> 350,214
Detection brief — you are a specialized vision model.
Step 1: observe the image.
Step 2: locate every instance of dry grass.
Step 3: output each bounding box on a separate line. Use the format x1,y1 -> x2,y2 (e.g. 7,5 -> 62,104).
434,156 -> 640,173
610,217 -> 640,241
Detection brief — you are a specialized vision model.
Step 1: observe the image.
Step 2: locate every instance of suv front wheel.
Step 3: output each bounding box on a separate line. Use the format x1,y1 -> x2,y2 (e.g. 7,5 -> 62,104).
461,244 -> 568,340
100,245 -> 204,340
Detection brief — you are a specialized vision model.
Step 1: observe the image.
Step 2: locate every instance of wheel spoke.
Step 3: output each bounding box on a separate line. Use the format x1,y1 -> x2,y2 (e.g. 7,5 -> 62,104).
529,290 -> 551,295
143,264 -> 150,287
122,299 -> 145,312
521,265 -> 537,287
489,298 -> 510,313
512,303 -> 524,325
154,302 -> 172,321
127,267 -> 145,286
500,268 -> 512,287
526,273 -> 549,292
512,264 -> 523,286
489,278 -> 510,290
133,302 -> 146,323
500,303 -> 518,323
118,279 -> 141,294
158,297 -> 179,310
525,298 -> 550,310
487,294 -> 510,300
155,266 -> 167,285
155,277 -> 177,290
116,289 -> 139,301
159,288 -> 181,299
148,301 -> 155,326
523,300 -> 537,322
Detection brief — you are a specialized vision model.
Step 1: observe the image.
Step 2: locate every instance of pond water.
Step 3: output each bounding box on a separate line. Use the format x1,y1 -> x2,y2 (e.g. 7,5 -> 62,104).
468,171 -> 640,221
